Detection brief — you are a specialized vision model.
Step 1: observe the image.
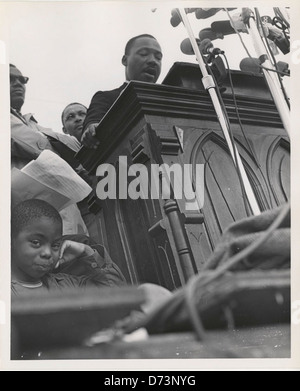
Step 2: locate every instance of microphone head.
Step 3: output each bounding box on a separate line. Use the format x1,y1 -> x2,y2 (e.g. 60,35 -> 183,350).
180,38 -> 201,55
195,7 -> 237,19
277,61 -> 290,75
170,8 -> 198,27
195,8 -> 222,19
170,9 -> 182,27
199,28 -> 224,41
185,8 -> 198,15
211,20 -> 235,35
240,58 -> 262,74
199,38 -> 214,55
267,26 -> 290,54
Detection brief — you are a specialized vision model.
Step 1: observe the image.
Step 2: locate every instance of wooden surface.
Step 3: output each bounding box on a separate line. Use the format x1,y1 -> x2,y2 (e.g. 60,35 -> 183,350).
12,271 -> 290,361
163,62 -> 274,99
27,325 -> 290,360
11,287 -> 145,356
76,65 -> 289,289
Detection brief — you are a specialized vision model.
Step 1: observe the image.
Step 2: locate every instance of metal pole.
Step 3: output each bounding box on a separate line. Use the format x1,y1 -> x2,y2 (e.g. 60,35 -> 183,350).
275,7 -> 290,27
178,8 -> 261,216
246,12 -> 290,137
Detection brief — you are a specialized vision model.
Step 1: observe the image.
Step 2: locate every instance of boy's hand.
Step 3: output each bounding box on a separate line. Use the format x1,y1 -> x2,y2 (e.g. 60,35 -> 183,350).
55,240 -> 95,268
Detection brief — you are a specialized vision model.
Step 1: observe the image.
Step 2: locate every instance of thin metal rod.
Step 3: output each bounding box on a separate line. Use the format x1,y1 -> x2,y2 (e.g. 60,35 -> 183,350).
178,8 -> 261,216
247,15 -> 290,138
274,7 -> 290,28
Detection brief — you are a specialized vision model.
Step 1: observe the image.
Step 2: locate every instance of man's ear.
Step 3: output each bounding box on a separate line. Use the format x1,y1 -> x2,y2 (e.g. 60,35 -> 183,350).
122,55 -> 128,67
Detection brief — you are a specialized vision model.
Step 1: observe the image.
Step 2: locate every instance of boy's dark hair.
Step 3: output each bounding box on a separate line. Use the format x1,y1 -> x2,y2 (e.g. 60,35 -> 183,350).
124,34 -> 158,55
11,199 -> 62,237
61,102 -> 88,126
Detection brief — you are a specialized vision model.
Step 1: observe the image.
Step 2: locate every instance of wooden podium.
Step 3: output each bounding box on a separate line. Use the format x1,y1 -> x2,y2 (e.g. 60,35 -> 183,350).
77,62 -> 290,291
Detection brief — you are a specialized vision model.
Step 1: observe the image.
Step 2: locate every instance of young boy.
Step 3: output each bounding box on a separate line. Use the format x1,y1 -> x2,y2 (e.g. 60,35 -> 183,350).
11,199 -> 126,296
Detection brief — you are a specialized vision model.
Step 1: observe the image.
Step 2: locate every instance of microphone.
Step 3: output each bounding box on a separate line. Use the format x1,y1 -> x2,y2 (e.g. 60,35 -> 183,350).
180,38 -> 200,55
211,20 -> 237,36
240,58 -> 262,74
199,28 -> 224,42
180,38 -> 224,57
204,18 -> 248,38
170,9 -> 182,27
199,16 -> 248,41
277,61 -> 290,76
195,8 -> 223,19
240,58 -> 290,76
170,8 -> 198,27
265,24 -> 290,54
195,8 -> 237,19
199,38 -> 224,56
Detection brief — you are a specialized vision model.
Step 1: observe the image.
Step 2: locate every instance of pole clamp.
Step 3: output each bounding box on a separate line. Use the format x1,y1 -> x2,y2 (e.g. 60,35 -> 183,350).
202,75 -> 216,90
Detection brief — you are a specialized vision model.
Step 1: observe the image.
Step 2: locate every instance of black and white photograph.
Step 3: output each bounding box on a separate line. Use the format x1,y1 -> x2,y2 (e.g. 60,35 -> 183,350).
0,0 -> 299,372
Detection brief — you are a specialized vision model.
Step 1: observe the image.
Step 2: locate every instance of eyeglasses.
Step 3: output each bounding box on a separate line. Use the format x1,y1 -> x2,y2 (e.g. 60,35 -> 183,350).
10,75 -> 29,85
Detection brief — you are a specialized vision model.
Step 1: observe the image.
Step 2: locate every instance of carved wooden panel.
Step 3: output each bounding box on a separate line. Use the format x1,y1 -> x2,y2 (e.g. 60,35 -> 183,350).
77,79 -> 290,287
189,131 -> 248,250
114,196 -> 183,288
115,197 -> 161,285
267,137 -> 290,206
98,145 -> 183,289
130,127 -> 151,164
183,128 -> 290,256
149,220 -> 184,289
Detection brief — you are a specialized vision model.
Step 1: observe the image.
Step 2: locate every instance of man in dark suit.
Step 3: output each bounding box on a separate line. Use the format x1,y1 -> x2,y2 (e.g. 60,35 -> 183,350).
81,34 -> 163,149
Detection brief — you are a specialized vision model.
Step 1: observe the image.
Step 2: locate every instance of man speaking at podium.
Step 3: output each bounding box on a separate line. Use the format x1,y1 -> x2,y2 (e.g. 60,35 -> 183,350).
81,34 -> 163,149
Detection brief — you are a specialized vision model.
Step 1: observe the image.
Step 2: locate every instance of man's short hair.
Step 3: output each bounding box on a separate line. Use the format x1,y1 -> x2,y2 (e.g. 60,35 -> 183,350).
124,34 -> 158,55
61,102 -> 87,126
11,199 -> 62,237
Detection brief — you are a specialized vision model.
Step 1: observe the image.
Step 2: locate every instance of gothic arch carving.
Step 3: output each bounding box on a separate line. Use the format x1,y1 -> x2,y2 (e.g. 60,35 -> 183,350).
188,130 -> 272,247
266,137 -> 290,206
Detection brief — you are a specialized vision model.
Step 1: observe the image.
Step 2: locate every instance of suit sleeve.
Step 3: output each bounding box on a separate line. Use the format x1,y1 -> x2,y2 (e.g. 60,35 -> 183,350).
61,250 -> 127,289
11,121 -> 50,160
83,91 -> 115,130
55,235 -> 127,287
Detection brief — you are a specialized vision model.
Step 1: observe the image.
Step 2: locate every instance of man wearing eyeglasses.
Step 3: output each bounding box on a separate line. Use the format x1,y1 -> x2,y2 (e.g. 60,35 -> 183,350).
10,64 -> 89,236
10,64 -> 28,114
10,64 -> 82,170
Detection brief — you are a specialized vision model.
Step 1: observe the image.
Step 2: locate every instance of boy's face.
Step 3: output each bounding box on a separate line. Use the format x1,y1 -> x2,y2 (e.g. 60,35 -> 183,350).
12,217 -> 62,282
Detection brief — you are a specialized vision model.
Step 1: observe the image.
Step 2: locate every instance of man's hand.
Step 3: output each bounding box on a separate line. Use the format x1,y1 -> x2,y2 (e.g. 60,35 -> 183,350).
55,240 -> 95,268
81,123 -> 100,149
